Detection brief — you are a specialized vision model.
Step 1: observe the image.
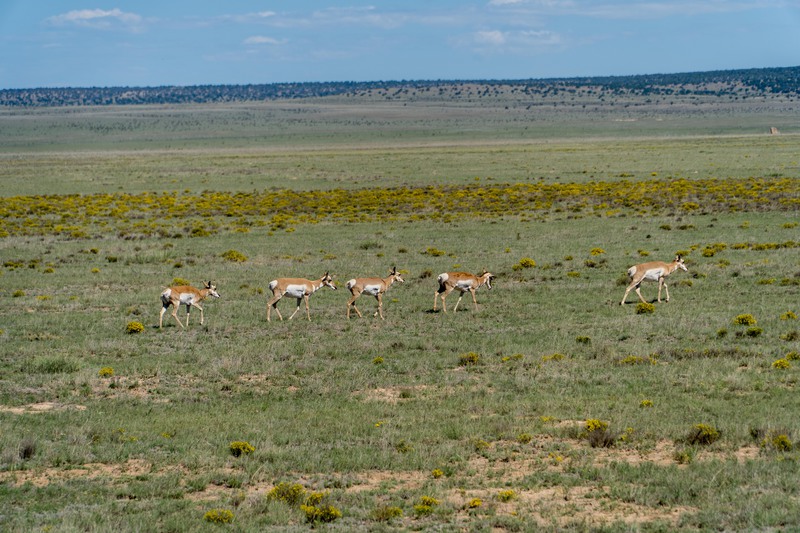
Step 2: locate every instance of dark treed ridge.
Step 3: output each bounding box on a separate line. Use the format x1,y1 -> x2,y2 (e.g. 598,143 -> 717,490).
1,66 -> 799,107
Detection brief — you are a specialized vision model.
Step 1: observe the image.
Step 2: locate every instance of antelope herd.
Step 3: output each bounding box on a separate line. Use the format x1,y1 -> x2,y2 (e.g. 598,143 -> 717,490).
157,255 -> 688,327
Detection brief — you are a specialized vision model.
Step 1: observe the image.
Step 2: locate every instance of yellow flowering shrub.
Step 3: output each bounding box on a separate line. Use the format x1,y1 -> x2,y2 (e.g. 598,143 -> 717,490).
125,321 -> 145,334
772,358 -> 790,370
267,482 -> 306,506
636,302 -> 656,314
203,509 -> 234,524
419,496 -> 440,506
229,441 -> 255,457
733,314 -> 757,326
687,424 -> 720,445
301,504 -> 341,523
497,489 -> 517,502
459,352 -> 480,366
373,505 -> 403,521
220,249 -> 247,262
766,434 -> 793,452
512,257 -> 536,270
467,498 -> 482,508
585,419 -> 608,433
3,178 -> 798,240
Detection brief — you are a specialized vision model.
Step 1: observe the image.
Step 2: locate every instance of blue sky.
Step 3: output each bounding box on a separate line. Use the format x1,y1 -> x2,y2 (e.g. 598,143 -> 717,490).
1,1 -> 798,89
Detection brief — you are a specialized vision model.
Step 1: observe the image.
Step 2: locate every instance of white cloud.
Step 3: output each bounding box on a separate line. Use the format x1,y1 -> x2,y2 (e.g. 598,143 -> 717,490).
475,30 -> 507,45
219,11 -> 278,24
487,0 -> 786,19
461,28 -> 563,54
309,6 -> 410,29
46,8 -> 143,30
244,36 -> 286,45
489,0 -> 576,8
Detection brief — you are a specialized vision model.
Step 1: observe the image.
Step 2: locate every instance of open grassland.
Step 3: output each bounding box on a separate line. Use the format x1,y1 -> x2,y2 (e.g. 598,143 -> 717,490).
1,98 -> 800,531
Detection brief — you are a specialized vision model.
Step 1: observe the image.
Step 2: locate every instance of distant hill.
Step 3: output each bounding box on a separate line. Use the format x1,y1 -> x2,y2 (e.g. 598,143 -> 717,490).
1,66 -> 798,107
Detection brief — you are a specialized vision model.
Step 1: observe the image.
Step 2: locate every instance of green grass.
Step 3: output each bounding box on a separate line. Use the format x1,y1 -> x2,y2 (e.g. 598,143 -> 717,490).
1,96 -> 800,531
2,134 -> 799,196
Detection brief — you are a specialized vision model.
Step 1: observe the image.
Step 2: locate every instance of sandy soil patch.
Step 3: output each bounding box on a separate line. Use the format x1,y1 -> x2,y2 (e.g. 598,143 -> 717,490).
0,459 -> 151,487
0,402 -> 86,415
348,470 -> 428,492
352,385 -> 432,404
445,485 -> 693,528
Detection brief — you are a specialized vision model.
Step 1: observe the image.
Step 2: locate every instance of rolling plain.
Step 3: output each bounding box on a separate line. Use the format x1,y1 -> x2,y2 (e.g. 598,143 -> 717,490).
1,80 -> 800,531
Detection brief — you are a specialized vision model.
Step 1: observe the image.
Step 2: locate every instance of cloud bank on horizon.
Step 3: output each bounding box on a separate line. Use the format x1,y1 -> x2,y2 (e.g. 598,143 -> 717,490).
1,1 -> 798,88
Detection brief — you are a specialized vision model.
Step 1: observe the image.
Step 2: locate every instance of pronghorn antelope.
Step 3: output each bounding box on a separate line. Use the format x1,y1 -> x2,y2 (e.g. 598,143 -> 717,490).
267,272 -> 336,322
434,270 -> 495,313
346,267 -> 404,320
159,281 -> 220,328
620,255 -> 687,305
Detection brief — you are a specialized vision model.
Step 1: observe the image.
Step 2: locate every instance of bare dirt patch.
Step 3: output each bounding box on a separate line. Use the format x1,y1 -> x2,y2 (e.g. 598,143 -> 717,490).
352,385 -> 432,404
0,402 -> 86,415
444,485 -> 694,529
91,374 -> 203,402
348,470 -> 428,492
237,373 -> 270,384
0,459 -> 151,487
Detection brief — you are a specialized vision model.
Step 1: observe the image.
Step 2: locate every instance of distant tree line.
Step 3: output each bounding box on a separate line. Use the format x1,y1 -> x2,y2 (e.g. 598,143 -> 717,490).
1,66 -> 798,107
